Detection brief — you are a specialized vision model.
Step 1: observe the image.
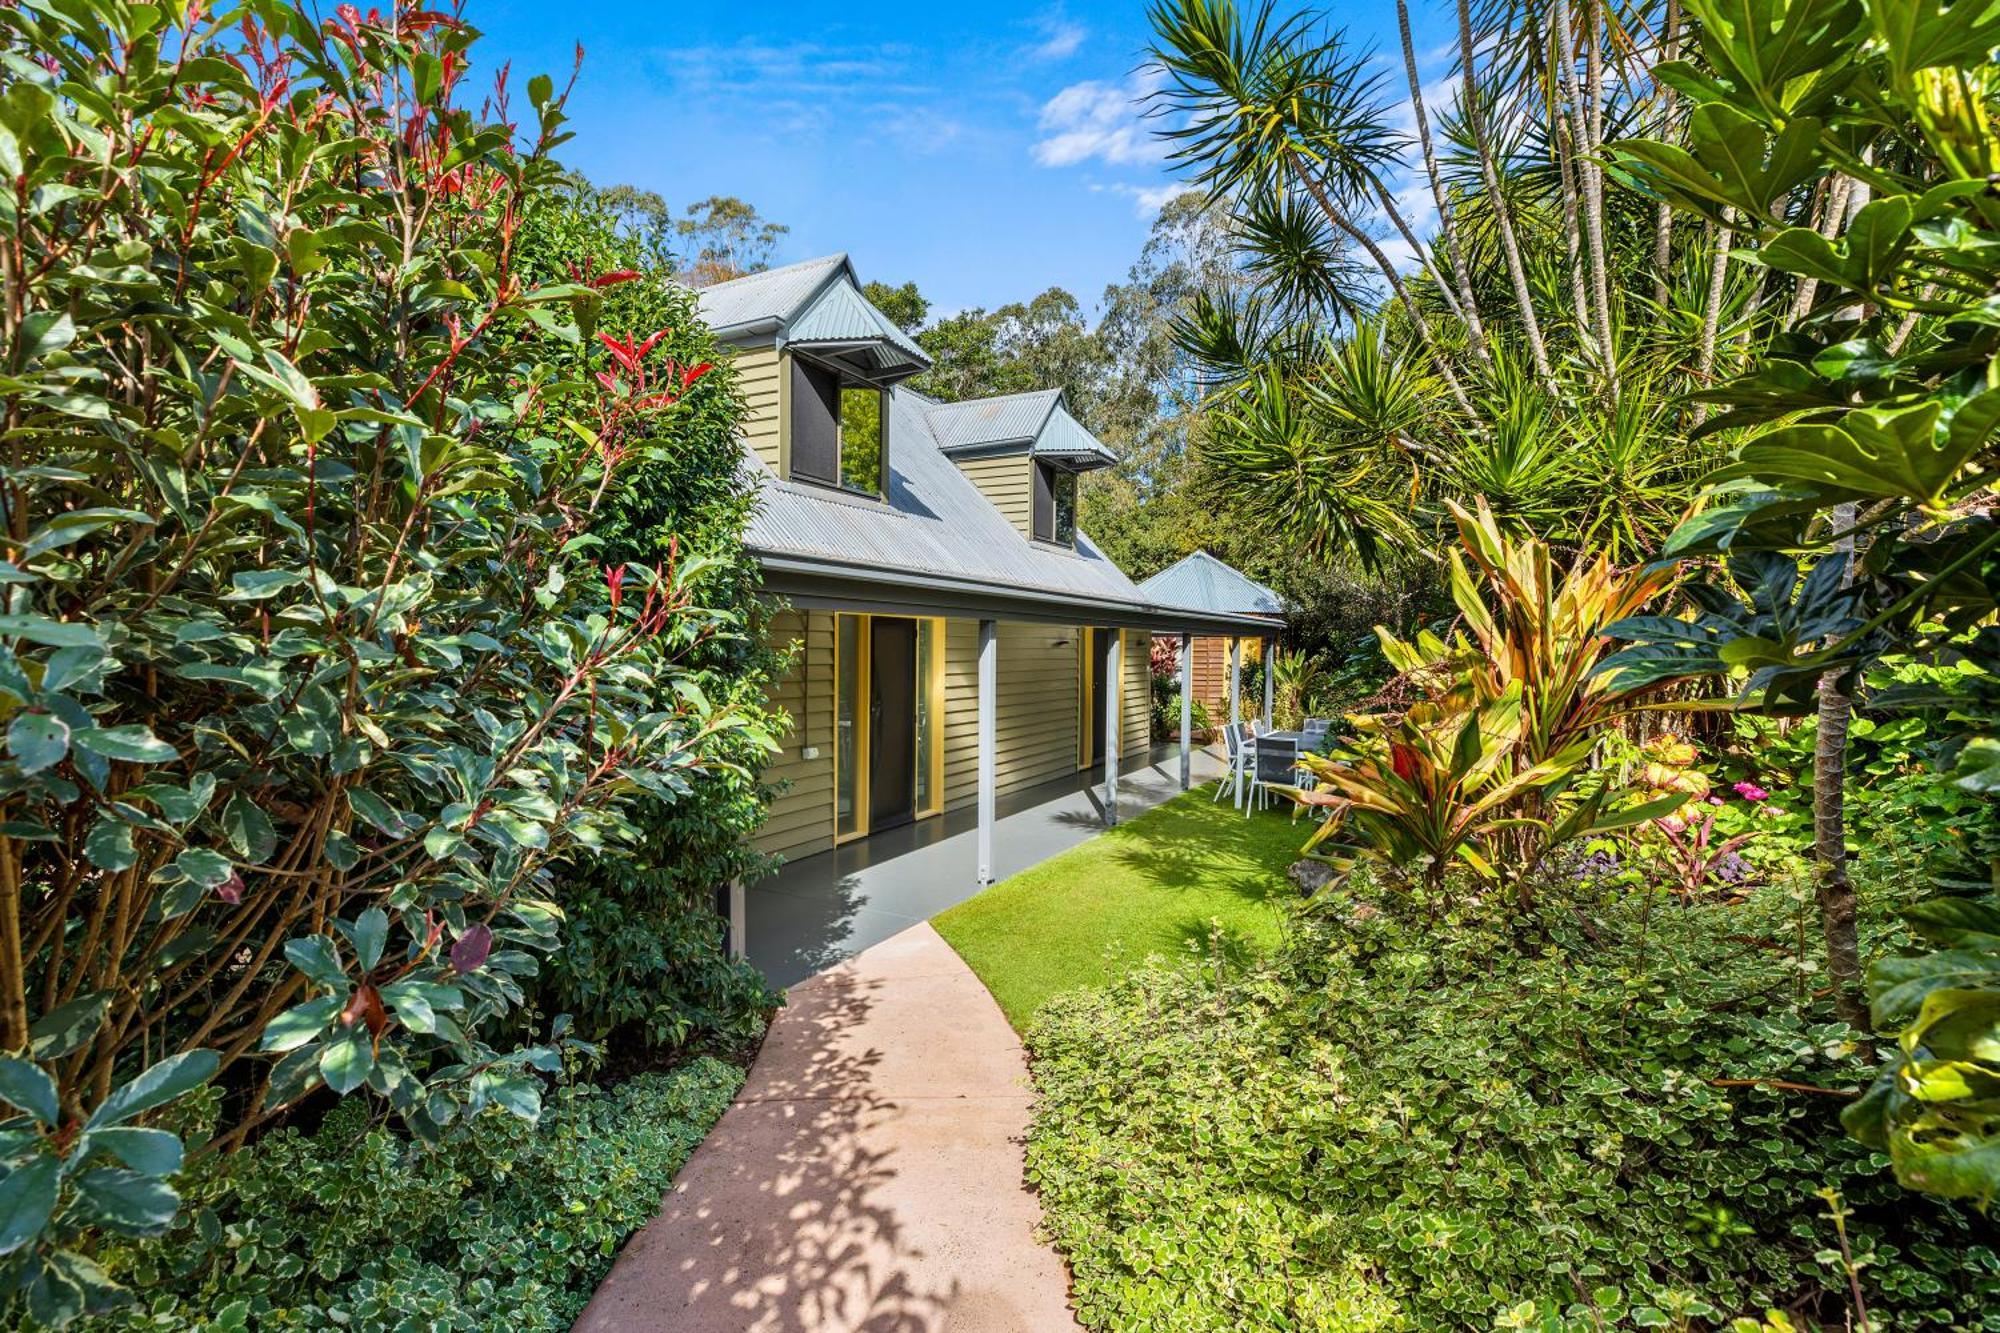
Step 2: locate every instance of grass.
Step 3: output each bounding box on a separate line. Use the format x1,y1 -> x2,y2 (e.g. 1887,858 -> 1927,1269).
932,784 -> 1303,1030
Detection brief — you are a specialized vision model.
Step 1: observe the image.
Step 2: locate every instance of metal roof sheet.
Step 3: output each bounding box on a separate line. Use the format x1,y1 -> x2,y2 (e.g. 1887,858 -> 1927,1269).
922,390 -> 1117,466
788,278 -> 931,369
1139,550 -> 1286,617
922,390 -> 1060,451
693,254 -> 851,338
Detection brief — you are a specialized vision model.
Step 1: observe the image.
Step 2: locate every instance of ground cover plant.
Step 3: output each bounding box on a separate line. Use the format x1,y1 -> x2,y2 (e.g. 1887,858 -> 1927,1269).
1026,876 -> 2000,1332
90,1056 -> 741,1331
933,791 -> 1297,1029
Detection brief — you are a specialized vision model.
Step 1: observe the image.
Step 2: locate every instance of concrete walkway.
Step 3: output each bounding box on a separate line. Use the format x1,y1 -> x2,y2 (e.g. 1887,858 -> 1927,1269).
749,745 -> 1228,986
575,922 -> 1081,1333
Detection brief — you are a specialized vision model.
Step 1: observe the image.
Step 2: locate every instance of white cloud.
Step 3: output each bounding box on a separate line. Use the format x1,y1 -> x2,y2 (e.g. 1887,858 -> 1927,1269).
1028,15 -> 1088,61
1091,181 -> 1199,218
1032,73 -> 1167,168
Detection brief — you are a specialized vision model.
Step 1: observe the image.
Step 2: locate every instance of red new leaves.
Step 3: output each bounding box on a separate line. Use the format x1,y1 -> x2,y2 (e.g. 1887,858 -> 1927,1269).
586,328 -> 714,470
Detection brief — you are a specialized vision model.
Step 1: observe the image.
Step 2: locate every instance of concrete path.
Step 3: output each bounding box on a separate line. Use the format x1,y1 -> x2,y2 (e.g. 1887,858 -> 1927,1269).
749,745 -> 1228,986
575,922 -> 1082,1333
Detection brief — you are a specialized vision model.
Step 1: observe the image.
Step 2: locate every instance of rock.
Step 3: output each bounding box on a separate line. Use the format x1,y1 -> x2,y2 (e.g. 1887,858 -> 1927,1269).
1287,859 -> 1337,895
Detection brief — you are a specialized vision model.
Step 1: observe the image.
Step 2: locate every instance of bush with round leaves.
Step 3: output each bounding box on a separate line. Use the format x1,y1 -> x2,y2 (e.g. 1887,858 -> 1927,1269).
0,2 -> 768,1322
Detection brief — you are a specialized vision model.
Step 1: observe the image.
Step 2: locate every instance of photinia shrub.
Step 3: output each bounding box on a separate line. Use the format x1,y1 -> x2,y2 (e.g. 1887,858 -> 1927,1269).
0,2 -> 765,1321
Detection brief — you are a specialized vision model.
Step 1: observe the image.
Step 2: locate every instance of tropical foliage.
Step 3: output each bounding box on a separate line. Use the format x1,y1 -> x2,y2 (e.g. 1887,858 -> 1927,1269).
1293,502 -> 1679,898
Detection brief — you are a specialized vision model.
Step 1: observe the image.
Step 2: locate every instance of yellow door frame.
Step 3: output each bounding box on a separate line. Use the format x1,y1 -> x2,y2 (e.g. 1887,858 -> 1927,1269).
835,613 -> 947,845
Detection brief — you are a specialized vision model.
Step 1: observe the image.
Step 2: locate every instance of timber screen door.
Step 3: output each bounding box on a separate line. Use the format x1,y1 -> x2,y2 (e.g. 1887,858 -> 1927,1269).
869,618 -> 917,831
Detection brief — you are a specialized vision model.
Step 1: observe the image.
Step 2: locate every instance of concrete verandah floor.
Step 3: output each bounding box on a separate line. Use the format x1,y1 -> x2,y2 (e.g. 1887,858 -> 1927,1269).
746,743 -> 1229,988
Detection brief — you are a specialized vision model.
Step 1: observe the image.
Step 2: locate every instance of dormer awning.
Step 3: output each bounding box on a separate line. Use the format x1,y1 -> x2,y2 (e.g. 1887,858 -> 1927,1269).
784,279 -> 931,385
923,389 -> 1118,471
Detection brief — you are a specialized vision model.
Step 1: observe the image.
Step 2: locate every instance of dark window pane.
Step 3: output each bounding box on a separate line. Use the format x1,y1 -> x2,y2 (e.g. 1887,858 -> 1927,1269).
1032,461 -> 1056,541
839,388 -> 883,495
790,358 -> 840,484
1054,470 -> 1077,544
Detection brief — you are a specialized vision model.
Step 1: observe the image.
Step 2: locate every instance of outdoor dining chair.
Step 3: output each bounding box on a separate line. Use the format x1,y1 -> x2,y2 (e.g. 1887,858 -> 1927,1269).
1215,723 -> 1245,804
1245,733 -> 1301,816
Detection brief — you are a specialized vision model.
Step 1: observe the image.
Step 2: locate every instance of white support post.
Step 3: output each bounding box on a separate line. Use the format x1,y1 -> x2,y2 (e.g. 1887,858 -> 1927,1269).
977,618 -> 997,887
1104,631 -> 1122,825
1262,637 -> 1276,727
1229,637 -> 1242,727
1178,632 -> 1193,791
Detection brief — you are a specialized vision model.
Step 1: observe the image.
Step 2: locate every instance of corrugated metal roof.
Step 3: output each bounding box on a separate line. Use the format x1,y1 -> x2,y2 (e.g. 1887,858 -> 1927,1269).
789,279 -> 931,369
1033,406 -> 1118,464
744,386 -> 1146,608
922,390 -> 1117,466
693,255 -> 850,338
923,390 -> 1060,450
1139,551 -> 1286,617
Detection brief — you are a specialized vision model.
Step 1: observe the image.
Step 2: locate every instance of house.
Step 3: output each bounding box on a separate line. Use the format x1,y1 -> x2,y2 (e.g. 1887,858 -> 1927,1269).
1138,551 -> 1287,727
695,256 -> 1279,935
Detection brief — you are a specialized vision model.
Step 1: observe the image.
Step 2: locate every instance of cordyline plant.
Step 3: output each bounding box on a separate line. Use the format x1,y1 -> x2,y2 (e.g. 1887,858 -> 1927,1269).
0,1 -> 755,1321
1286,501 -> 1681,903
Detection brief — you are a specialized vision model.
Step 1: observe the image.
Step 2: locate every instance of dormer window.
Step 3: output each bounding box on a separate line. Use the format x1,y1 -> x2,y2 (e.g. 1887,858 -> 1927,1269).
1033,461 -> 1078,546
789,354 -> 886,497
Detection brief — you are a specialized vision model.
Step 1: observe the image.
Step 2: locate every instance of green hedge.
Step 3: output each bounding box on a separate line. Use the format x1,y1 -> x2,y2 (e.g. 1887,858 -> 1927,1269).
1025,884 -> 2000,1331
83,1059 -> 741,1332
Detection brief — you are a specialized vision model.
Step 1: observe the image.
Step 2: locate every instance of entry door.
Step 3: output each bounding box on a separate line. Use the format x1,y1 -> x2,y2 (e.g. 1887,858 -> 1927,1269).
869,618 -> 918,831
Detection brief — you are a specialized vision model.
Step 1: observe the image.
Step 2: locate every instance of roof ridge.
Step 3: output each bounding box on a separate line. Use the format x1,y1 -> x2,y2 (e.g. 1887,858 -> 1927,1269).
693,252 -> 848,294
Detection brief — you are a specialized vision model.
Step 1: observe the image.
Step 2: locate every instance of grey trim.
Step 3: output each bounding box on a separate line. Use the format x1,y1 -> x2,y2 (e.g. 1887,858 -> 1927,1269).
755,554 -> 1276,637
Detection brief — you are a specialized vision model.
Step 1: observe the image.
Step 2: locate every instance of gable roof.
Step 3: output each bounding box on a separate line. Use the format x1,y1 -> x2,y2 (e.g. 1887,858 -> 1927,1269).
694,254 -> 928,377
1139,551 -> 1286,618
922,389 -> 1117,468
742,389 -> 1268,635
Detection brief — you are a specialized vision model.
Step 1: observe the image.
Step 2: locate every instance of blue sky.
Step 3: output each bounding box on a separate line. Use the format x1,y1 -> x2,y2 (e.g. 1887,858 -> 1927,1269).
466,2 -> 1455,318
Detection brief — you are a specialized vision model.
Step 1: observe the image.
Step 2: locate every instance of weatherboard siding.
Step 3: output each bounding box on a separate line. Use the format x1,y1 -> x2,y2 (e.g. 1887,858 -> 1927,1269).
753,609 -> 836,861
734,343 -> 784,474
952,454 -> 1033,536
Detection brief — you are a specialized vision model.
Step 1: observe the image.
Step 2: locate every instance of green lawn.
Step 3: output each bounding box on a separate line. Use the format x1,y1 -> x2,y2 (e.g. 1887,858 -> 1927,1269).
932,786 -> 1303,1030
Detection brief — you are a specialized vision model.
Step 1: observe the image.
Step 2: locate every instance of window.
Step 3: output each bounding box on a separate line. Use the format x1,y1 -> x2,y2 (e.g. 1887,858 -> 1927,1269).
1033,461 -> 1078,545
914,619 -> 943,817
788,355 -> 886,496
839,386 -> 884,494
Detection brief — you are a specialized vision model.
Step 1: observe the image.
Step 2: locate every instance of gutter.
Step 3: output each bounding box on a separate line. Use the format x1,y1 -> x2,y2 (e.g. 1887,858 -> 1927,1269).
752,550 -> 1279,637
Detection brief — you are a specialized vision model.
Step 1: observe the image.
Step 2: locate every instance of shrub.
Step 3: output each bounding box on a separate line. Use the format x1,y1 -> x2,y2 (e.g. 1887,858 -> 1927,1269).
1025,882 -> 1999,1332
0,3 -> 767,1318
81,1057 -> 742,1332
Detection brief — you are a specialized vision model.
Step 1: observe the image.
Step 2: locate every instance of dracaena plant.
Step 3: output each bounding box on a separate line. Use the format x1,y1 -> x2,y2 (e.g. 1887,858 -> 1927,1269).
0,2 -> 757,1321
1288,500 -> 1680,904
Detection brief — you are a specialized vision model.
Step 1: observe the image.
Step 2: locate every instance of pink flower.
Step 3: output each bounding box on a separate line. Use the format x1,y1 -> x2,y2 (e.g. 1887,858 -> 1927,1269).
1733,782 -> 1769,802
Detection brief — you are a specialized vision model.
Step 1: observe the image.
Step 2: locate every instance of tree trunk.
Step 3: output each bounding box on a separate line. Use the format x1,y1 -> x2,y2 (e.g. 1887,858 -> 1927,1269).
1691,210 -> 1735,427
1652,0 -> 1680,306
1558,0 -> 1618,397
1397,0 -> 1491,367
1786,174 -> 1851,330
1456,0 -> 1557,392
1815,500 -> 1868,1029
1530,4 -> 1595,356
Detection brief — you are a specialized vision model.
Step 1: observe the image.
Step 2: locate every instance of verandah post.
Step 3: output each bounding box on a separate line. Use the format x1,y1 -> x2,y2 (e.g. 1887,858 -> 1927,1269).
1105,630 -> 1121,825
977,618 -> 997,887
1179,631 -> 1192,791
1263,637 -> 1275,727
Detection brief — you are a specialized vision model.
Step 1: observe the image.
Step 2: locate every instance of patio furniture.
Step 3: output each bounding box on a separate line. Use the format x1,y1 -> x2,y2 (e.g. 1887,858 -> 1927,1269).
1245,733 -> 1302,815
1215,723 -> 1247,805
